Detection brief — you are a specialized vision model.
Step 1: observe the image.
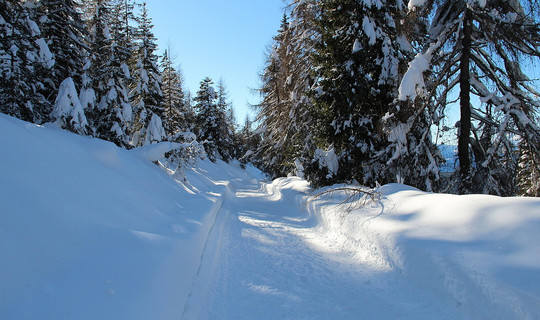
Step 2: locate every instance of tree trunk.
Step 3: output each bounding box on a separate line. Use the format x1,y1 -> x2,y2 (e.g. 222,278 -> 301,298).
458,8 -> 472,191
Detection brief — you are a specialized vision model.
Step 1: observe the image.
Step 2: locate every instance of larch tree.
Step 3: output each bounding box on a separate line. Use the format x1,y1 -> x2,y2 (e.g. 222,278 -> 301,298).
255,5 -> 317,178
255,14 -> 297,177
403,0 -> 540,195
160,48 -> 189,140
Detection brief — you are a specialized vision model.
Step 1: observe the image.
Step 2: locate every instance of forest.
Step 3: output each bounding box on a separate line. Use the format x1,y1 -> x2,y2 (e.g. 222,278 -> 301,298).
1,0 -> 539,197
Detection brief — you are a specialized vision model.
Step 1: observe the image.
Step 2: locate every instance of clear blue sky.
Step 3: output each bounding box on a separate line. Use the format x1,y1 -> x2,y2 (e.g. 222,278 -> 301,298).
146,0 -> 286,124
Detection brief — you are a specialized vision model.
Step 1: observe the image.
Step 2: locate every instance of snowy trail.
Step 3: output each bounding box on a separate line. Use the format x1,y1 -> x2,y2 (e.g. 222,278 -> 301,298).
2,115 -> 539,320
184,178 -> 475,320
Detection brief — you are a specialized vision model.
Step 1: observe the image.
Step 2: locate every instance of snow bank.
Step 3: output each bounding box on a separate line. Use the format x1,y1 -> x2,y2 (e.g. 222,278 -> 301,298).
308,183 -> 540,319
0,114 -> 261,320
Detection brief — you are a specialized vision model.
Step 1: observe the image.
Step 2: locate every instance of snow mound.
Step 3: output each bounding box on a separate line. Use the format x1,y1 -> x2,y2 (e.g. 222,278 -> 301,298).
309,183 -> 540,319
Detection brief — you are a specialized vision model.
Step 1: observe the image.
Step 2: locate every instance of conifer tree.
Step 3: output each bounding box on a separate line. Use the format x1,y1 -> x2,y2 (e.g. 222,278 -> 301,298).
305,0 -> 439,188
0,0 -> 54,123
194,77 -> 233,161
238,116 -> 261,165
130,1 -> 164,146
216,79 -> 236,160
517,140 -> 540,197
50,77 -> 89,134
160,48 -> 188,138
34,0 -> 87,99
110,0 -> 136,52
403,0 -> 540,195
255,14 -> 296,177
109,0 -> 136,80
255,9 -> 316,178
84,0 -> 132,147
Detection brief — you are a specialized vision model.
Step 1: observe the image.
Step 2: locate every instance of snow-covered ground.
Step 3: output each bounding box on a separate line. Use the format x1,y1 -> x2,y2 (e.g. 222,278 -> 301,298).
1,113 -> 539,319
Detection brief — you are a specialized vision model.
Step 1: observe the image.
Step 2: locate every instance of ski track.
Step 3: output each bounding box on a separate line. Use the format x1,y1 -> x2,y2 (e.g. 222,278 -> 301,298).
184,178 -> 476,320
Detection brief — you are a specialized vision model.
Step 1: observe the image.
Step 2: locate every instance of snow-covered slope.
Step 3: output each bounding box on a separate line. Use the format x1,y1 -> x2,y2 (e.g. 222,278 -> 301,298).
0,114 -> 262,320
309,184 -> 540,319
1,113 -> 540,319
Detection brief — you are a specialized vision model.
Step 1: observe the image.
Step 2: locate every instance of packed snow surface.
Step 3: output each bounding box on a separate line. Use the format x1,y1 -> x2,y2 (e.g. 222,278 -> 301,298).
1,113 -> 540,319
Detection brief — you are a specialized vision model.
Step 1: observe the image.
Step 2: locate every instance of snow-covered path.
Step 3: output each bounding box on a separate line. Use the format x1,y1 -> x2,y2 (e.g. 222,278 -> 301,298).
182,178 -> 475,320
2,115 -> 539,320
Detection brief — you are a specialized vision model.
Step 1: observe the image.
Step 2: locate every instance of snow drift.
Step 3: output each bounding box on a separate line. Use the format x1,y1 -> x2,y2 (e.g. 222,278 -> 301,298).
309,184 -> 540,319
0,114 -> 262,320
1,113 -> 539,319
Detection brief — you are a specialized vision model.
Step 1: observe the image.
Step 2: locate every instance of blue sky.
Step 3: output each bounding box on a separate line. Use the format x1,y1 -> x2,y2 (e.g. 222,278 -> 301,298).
146,1 -> 286,124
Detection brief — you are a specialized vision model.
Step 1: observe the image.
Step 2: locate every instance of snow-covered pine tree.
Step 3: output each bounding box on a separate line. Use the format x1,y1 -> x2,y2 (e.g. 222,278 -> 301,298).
34,0 -> 87,102
0,0 -> 54,123
238,116 -> 262,165
284,0 -> 319,175
307,0 -> 435,188
517,140 -> 540,197
130,1 -> 164,146
109,0 -> 136,79
216,79 -> 236,161
403,0 -> 540,195
160,48 -> 189,139
84,0 -> 132,147
51,77 -> 89,134
110,0 -> 136,52
194,77 -> 230,161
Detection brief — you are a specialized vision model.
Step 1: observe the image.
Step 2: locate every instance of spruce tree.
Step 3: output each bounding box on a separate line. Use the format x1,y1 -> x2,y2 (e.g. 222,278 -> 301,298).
0,0 -> 54,123
130,1 -> 164,146
34,0 -> 87,98
307,0 -> 434,188
84,0 -> 132,147
194,77 -> 233,161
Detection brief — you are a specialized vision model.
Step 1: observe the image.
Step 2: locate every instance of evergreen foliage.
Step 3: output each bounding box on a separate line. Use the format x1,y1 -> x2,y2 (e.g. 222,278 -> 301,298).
0,0 -> 54,123
194,77 -> 235,162
1,0 -> 538,196
307,0 -> 405,187
84,0 -> 132,147
34,0 -> 87,99
517,140 -> 540,197
238,116 -> 261,165
130,1 -> 164,146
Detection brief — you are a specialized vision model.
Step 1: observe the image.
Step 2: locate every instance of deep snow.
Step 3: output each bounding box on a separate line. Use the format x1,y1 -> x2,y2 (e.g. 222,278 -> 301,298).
1,113 -> 539,319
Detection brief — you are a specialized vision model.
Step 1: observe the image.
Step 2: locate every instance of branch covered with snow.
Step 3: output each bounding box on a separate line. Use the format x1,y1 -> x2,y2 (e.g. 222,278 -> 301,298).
51,77 -> 88,134
130,142 -> 185,162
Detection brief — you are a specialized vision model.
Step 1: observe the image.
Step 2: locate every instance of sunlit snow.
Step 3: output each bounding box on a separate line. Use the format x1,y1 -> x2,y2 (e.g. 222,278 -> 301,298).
1,114 -> 539,319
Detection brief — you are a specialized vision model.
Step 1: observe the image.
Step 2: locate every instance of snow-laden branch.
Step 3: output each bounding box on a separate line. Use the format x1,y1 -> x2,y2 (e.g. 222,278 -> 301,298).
130,141 -> 195,162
